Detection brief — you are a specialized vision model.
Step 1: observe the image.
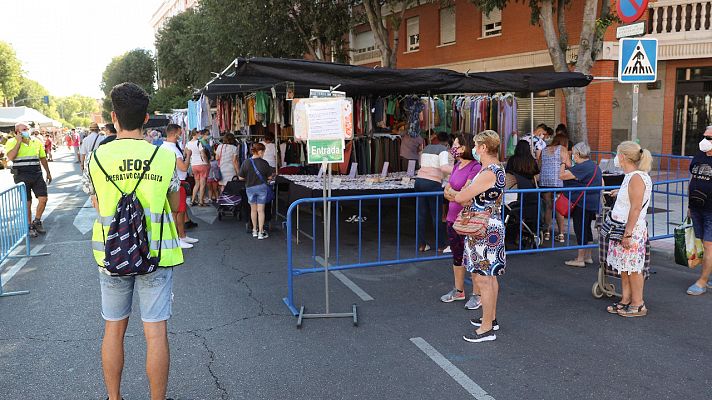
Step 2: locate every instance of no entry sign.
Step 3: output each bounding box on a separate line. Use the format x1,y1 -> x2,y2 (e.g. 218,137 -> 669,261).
617,0 -> 649,24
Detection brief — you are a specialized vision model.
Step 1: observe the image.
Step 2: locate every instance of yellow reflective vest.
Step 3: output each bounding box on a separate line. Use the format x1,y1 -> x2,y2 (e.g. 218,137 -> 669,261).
88,139 -> 183,268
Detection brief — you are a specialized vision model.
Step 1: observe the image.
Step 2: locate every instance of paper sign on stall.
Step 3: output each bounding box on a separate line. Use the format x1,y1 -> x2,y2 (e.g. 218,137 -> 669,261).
380,162 -> 390,178
348,163 -> 358,178
407,160 -> 417,177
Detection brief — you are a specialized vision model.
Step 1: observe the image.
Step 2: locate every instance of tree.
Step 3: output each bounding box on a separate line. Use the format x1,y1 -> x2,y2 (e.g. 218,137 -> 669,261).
100,49 -> 156,120
472,0 -> 616,142
155,8 -> 212,89
56,94 -> 99,128
281,0 -> 353,62
150,84 -> 192,113
361,0 -> 410,68
0,41 -> 23,106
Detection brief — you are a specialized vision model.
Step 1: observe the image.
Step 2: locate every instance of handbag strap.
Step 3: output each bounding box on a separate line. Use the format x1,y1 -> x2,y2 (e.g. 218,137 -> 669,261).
250,158 -> 268,186
570,167 -> 598,209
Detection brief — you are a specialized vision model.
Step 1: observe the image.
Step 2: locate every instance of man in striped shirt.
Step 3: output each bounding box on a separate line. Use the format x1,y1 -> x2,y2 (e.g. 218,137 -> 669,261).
5,122 -> 52,237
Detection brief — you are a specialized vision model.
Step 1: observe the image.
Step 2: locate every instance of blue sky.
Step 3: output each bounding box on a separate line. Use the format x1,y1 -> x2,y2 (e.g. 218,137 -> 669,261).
0,0 -> 162,98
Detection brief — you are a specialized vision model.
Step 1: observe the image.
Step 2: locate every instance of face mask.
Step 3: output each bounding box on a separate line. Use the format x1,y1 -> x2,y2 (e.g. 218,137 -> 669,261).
21,130 -> 30,139
571,154 -> 576,167
613,153 -> 621,168
699,138 -> 712,153
450,146 -> 460,160
544,137 -> 553,145
472,147 -> 481,163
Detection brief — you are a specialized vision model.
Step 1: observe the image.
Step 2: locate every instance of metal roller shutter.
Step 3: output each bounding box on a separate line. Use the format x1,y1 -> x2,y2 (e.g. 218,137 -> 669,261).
516,95 -> 558,134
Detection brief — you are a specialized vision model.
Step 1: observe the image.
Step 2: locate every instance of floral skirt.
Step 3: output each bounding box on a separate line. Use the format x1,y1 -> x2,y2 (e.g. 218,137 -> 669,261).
605,223 -> 650,276
463,218 -> 506,277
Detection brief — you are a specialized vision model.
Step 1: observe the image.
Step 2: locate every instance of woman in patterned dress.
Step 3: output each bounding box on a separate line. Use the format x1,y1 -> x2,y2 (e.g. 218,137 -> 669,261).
606,141 -> 653,317
455,130 -> 506,343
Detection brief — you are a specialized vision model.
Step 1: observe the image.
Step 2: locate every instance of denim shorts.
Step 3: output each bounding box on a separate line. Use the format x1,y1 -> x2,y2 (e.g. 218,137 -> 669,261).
246,184 -> 270,204
690,208 -> 712,242
99,267 -> 173,323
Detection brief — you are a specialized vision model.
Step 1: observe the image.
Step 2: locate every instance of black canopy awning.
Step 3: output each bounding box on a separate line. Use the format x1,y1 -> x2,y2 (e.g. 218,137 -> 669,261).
200,57 -> 592,97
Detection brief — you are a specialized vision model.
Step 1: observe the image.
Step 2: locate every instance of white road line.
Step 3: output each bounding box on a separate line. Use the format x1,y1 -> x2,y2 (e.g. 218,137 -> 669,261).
315,256 -> 374,301
72,197 -> 96,234
1,244 -> 46,287
410,337 -> 496,400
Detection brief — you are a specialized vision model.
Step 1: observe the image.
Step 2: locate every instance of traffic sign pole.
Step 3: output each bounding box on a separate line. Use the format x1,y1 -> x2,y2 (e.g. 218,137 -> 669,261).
631,84 -> 639,142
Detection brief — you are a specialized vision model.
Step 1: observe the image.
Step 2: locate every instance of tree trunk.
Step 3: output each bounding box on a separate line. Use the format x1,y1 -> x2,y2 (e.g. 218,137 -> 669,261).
363,0 -> 394,68
562,86 -> 588,144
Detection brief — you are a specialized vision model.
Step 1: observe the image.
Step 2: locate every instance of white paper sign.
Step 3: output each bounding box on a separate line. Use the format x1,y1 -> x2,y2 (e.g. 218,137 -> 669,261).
407,160 -> 417,177
348,163 -> 358,178
380,162 -> 390,178
305,102 -> 343,138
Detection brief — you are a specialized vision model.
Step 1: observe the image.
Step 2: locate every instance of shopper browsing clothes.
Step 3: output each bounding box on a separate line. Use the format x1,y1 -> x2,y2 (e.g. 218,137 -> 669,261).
442,134 -> 482,309
455,130 -> 505,343
540,133 -> 569,242
560,142 -> 602,267
186,129 -> 209,206
415,131 -> 451,252
605,141 -> 653,317
686,125 -> 712,295
238,143 -> 275,240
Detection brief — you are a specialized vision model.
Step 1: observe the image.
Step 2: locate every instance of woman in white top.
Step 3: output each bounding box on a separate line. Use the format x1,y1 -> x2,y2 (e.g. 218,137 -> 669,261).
185,129 -> 209,206
216,132 -> 239,190
606,141 -> 653,318
260,133 -> 278,169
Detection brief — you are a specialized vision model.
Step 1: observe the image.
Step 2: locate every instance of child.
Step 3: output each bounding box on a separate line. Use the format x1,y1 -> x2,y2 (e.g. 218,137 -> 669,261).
207,156 -> 221,203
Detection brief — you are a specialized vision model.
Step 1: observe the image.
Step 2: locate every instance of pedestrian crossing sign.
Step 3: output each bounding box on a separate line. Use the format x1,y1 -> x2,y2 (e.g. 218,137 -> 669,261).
618,38 -> 658,83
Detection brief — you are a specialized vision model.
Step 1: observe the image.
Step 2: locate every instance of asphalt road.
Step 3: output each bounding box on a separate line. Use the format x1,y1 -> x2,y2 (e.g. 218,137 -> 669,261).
1,149 -> 710,400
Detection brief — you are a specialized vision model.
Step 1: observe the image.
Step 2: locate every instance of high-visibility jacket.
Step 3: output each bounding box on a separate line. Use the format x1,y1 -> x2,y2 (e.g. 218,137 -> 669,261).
6,137 -> 45,173
88,139 -> 183,268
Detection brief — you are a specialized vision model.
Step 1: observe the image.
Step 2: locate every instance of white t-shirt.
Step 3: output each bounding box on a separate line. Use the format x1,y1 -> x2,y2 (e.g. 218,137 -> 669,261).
261,141 -> 277,168
161,141 -> 188,181
79,132 -> 105,155
185,140 -> 207,166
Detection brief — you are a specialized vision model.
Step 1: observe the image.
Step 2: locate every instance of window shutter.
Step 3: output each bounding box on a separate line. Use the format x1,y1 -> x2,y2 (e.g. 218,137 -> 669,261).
407,17 -> 420,51
482,8 -> 502,37
440,7 -> 456,45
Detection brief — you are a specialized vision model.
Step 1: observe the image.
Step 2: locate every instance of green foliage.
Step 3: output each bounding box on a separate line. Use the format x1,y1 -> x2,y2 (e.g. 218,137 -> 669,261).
0,41 -> 23,106
150,84 -> 191,113
100,48 -> 156,119
155,8 -> 212,89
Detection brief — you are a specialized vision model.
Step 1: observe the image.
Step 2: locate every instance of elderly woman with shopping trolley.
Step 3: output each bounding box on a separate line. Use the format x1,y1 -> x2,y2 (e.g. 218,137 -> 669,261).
601,141 -> 653,317
454,130 -> 506,343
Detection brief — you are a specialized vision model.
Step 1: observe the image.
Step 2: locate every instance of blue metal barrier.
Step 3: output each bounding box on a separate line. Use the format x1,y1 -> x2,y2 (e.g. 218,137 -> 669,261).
282,177 -> 690,316
0,183 -> 49,297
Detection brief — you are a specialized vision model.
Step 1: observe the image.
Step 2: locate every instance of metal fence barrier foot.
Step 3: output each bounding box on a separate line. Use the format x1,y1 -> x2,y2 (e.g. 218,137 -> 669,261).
296,305 -> 358,329
283,297 -> 300,317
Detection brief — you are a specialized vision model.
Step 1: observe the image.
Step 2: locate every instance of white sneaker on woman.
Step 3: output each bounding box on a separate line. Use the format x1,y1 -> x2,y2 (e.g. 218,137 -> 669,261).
179,239 -> 194,249
182,236 -> 199,244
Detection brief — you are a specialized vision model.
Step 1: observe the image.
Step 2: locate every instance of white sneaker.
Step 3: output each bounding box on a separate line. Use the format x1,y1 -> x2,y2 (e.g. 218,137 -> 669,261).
179,239 -> 194,249
442,246 -> 452,254
182,236 -> 199,244
258,232 -> 269,240
252,230 -> 258,238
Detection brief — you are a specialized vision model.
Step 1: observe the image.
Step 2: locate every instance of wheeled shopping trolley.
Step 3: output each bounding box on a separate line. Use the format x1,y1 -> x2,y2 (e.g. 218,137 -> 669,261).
592,190 -> 622,299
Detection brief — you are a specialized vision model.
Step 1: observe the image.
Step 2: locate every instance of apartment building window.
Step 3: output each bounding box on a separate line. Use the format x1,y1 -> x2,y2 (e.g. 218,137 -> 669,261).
482,8 -> 502,37
406,17 -> 420,52
354,30 -> 376,54
439,7 -> 456,45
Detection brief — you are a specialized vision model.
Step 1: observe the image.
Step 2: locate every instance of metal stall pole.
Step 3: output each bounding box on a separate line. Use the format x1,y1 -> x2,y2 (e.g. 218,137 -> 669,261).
530,92 -> 535,157
631,84 -> 639,142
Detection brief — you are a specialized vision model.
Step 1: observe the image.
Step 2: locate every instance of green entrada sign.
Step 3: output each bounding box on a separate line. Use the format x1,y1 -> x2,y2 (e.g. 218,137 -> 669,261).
307,139 -> 344,163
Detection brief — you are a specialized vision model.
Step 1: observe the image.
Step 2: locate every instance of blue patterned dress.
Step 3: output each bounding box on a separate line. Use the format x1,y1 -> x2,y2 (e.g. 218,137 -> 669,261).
463,164 -> 507,276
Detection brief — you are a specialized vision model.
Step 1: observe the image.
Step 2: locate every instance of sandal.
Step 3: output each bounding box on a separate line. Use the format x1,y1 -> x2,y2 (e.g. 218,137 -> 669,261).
190,201 -> 198,207
565,259 -> 586,268
543,232 -> 551,241
556,234 -> 565,243
606,302 -> 629,314
617,303 -> 647,318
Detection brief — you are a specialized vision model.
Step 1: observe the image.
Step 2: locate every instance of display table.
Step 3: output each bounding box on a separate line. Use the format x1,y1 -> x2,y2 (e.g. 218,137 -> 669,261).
277,172 -> 415,203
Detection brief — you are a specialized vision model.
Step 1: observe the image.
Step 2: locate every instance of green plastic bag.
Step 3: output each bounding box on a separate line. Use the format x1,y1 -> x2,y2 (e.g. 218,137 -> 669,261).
674,218 -> 704,268
506,133 -> 518,158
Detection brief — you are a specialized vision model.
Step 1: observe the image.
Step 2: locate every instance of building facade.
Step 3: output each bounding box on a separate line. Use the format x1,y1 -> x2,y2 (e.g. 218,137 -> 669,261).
150,0 -> 199,34
351,0 -> 712,155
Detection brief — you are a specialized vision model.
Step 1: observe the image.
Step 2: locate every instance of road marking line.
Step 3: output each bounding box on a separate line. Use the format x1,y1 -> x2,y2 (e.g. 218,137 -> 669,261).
1,244 -> 46,287
72,197 -> 96,234
315,256 -> 374,301
410,337 -> 496,400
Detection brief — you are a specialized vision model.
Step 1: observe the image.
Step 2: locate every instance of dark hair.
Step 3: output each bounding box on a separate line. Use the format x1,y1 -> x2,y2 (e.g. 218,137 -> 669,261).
545,127 -> 554,137
105,123 -> 117,134
110,83 -> 149,131
555,123 -> 568,135
251,142 -> 266,155
550,133 -> 569,148
264,132 -> 275,143
200,128 -> 210,135
452,134 -> 474,161
506,141 -> 539,177
223,132 -> 236,145
536,123 -> 548,131
437,131 -> 450,144
166,123 -> 182,136
190,129 -> 199,138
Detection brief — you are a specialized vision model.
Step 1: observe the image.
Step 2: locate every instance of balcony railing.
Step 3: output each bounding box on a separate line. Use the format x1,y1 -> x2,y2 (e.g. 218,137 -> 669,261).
352,49 -> 381,64
648,0 -> 712,36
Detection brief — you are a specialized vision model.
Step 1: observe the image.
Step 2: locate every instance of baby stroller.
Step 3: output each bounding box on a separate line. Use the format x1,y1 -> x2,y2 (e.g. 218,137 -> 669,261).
216,178 -> 243,221
504,173 -> 542,250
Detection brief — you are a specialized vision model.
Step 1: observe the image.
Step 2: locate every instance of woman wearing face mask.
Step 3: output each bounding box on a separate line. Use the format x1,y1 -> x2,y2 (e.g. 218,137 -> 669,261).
685,125 -> 712,295
605,141 -> 653,317
442,135 -> 482,309
455,130 -> 506,343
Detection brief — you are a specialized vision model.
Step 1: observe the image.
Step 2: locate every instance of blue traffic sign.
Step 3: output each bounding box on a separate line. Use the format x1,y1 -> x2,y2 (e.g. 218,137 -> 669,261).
618,38 -> 658,83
